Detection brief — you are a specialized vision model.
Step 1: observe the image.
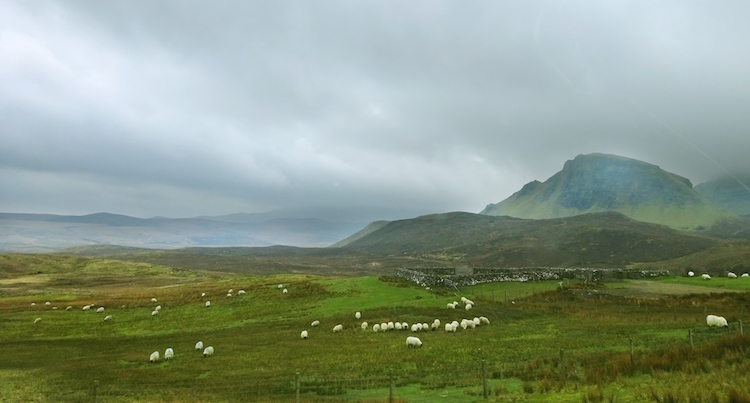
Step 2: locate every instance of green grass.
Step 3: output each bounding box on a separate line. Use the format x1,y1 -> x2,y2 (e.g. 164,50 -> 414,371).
656,274 -> 750,291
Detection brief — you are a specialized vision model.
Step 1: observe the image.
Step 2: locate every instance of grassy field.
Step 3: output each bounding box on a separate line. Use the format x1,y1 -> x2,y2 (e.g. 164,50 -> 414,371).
3,254 -> 750,402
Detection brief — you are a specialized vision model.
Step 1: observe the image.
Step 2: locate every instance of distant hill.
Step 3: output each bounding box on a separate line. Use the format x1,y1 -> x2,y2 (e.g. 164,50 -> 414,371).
695,175 -> 750,217
340,211 -> 717,267
480,153 -> 736,230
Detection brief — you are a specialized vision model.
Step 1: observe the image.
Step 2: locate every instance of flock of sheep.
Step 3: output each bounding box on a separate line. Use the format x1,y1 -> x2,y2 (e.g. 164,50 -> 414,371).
688,270 -> 750,280
299,296 -> 491,348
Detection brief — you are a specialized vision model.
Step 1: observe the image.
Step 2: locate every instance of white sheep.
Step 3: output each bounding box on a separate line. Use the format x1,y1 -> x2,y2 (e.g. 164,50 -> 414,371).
31,302 -> 36,306
422,322 -> 429,330
104,315 -> 112,321
361,321 -> 368,330
430,322 -> 439,331
406,336 -> 422,348
706,314 -> 728,327
387,321 -> 395,330
728,272 -> 738,278
150,351 -> 160,362
373,324 -> 380,333
461,297 -> 468,303
205,301 -> 211,307
447,303 -> 456,309
151,298 -> 157,303
151,310 -> 159,316
301,330 -> 308,339
52,307 -> 58,310
34,317 -> 42,324
155,305 -> 161,311
283,289 -> 288,294
743,273 -> 750,278
228,289 -> 233,294
82,305 -> 91,311
479,316 -> 490,325
401,322 -> 408,329
445,323 -> 452,332
278,284 -> 283,289
333,324 -> 343,333
45,301 -> 50,305
460,319 -> 469,330
195,341 -> 203,351
96,307 -> 104,313
473,317 -> 481,326
465,303 -> 473,311
688,271 -> 694,277
201,292 -> 206,297
411,324 -> 419,332
394,322 -> 403,330
165,348 -> 174,360
65,306 -> 72,311
227,293 -> 232,297
380,322 -> 388,332
238,290 -> 246,295
311,320 -> 320,327
702,274 -> 711,280
355,312 -> 361,319
203,346 -> 214,357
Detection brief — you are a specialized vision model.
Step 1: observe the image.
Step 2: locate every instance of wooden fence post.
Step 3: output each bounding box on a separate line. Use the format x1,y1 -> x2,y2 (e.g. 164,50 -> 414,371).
689,329 -> 694,348
629,338 -> 634,368
296,371 -> 300,403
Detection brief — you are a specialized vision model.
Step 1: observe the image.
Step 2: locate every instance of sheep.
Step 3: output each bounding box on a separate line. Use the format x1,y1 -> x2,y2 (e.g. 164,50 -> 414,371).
151,298 -> 157,303
151,310 -> 159,316
165,348 -> 174,360
45,301 -> 51,306
401,322 -> 408,329
431,322 -> 439,331
361,321 -> 368,331
34,317 -> 42,324
743,273 -> 750,278
96,307 -> 104,313
30,302 -> 36,307
707,315 -> 728,328
460,297 -> 468,304
387,321 -> 394,330
301,330 -> 308,339
195,341 -> 203,351
355,312 -> 361,319
201,292 -> 206,297
227,293 -> 232,297
238,290 -> 246,295
104,315 -> 112,321
467,320 -> 476,329
155,305 -> 161,311
447,303 -> 456,309
373,324 -> 380,333
465,304 -> 472,311
394,322 -> 402,330
460,319 -> 469,330
228,289 -> 233,294
311,320 -> 320,327
479,316 -> 490,325
445,323 -> 453,332
203,346 -> 214,357
150,351 -> 160,362
406,336 -> 422,348
65,306 -> 72,311
52,307 -> 58,310
333,324 -> 343,333
205,301 -> 211,308
422,322 -> 429,330
82,305 -> 91,311
728,272 -> 738,278
433,319 -> 441,327
702,274 -> 711,280
381,322 -> 388,332
411,324 -> 419,332
278,284 -> 283,289
688,271 -> 695,277
473,317 -> 481,326
282,288 -> 288,294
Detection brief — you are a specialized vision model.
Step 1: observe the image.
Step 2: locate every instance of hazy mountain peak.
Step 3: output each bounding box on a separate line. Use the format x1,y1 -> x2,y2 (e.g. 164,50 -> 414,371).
481,153 -> 734,229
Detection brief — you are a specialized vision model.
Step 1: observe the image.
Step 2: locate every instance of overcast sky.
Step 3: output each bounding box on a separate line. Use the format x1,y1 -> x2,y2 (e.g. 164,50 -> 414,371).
2,1 -> 749,219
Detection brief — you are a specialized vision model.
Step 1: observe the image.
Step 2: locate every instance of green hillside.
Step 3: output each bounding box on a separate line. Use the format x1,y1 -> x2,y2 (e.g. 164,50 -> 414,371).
695,175 -> 750,216
481,153 -> 736,230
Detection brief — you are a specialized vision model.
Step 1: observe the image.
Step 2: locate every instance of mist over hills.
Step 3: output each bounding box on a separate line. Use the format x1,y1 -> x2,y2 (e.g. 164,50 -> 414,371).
480,153 -> 736,230
695,175 -> 750,217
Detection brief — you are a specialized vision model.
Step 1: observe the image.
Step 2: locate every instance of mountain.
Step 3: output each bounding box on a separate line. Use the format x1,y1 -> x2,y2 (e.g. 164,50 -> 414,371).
0,212 -> 365,252
695,175 -> 750,217
480,153 -> 736,230
339,211 -> 717,267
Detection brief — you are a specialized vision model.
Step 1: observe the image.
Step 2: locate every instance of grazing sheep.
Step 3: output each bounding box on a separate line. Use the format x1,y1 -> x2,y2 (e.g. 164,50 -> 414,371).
195,341 -> 203,351
361,321 -> 368,330
406,336 -> 422,348
165,348 -> 174,360
387,321 -> 395,330
401,322 -> 408,329
445,323 -> 452,332
96,307 -> 104,313
333,324 -> 343,333
688,271 -> 695,277
702,274 -> 711,280
278,284 -> 283,289
728,272 -> 738,278
203,346 -> 214,357
150,351 -> 160,362
743,273 -> 750,278
227,293 -> 232,297
151,298 -> 157,303
479,316 -> 490,325
45,301 -> 51,305
460,319 -> 469,330
373,323 -> 380,332
228,289 -> 233,294
394,322 -> 402,330
82,305 -> 91,311
201,292 -> 206,297
205,301 -> 211,308
431,322 -> 439,331
355,312 -> 361,319
52,307 -> 58,310
707,315 -> 728,327
65,306 -> 72,311
311,320 -> 320,327
34,317 -> 41,324
238,290 -> 246,295
451,322 -> 459,332
460,297 -> 468,304
151,310 -> 159,316
473,317 -> 481,326
411,324 -> 419,332
104,315 -> 112,321
465,304 -> 472,311
283,288 -> 288,294
155,305 -> 161,311
380,322 -> 388,332
30,302 -> 36,306
301,330 -> 308,339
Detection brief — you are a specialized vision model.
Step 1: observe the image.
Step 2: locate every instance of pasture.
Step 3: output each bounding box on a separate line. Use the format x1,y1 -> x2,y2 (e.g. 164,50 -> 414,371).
2,254 -> 750,402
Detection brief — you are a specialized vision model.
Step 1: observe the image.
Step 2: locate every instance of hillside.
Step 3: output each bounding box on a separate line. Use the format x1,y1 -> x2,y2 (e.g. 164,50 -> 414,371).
480,153 -> 736,230
695,175 -> 750,216
340,211 -> 717,267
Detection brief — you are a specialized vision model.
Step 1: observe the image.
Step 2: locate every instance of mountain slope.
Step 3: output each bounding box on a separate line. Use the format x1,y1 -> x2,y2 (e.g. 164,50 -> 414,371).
481,153 -> 735,230
695,175 -> 750,216
341,211 -> 717,267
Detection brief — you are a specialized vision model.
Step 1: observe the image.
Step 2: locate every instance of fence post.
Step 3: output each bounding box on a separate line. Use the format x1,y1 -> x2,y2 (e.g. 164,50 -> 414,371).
689,329 -> 694,348
740,320 -> 744,335
629,338 -> 634,368
296,371 -> 300,403
505,291 -> 508,304
92,380 -> 98,403
482,359 -> 488,399
389,367 -> 394,403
